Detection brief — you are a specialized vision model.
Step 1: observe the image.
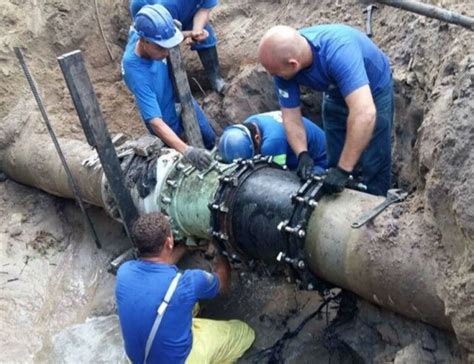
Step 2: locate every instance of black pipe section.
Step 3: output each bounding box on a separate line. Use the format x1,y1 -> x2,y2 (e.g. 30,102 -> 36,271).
229,166 -> 301,261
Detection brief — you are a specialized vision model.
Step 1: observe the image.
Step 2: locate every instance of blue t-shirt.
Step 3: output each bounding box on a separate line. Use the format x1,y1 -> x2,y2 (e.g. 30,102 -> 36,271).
122,31 -> 181,135
244,111 -> 327,174
116,260 -> 219,363
130,0 -> 218,24
275,24 -> 391,108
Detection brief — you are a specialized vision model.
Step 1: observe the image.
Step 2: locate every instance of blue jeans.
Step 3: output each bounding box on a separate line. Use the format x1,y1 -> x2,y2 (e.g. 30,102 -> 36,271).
322,79 -> 393,196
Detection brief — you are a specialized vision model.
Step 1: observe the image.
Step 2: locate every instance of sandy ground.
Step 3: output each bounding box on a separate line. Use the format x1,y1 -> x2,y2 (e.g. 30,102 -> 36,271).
0,0 -> 473,362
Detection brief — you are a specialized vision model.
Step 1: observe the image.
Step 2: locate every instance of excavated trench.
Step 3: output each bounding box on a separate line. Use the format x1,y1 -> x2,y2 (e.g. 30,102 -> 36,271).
1,0 -> 473,363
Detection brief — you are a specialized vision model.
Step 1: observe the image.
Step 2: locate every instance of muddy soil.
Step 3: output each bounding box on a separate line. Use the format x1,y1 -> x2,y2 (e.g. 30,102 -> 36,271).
1,0 -> 473,362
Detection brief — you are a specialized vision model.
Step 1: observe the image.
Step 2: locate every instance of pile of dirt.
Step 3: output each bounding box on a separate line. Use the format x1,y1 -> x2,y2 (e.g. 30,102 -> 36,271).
0,0 -> 473,362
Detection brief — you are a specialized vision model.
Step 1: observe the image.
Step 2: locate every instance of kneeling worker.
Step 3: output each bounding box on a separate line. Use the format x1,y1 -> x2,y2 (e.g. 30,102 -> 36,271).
116,212 -> 255,363
122,4 -> 216,170
218,111 -> 328,175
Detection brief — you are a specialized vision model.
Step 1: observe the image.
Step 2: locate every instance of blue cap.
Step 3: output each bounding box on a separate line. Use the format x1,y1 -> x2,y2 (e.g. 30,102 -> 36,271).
218,125 -> 255,163
133,4 -> 183,48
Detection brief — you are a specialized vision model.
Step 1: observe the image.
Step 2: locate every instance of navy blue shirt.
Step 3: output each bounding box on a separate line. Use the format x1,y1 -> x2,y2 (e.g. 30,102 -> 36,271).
245,111 -> 327,174
116,260 -> 219,363
275,24 -> 391,108
130,0 -> 218,22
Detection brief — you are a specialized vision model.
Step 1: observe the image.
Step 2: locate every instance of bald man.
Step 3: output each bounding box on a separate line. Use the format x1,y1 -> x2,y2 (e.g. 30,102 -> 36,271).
258,25 -> 393,196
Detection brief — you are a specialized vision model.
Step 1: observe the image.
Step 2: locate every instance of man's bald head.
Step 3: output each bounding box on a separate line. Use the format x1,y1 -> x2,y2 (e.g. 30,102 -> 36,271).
258,25 -> 308,78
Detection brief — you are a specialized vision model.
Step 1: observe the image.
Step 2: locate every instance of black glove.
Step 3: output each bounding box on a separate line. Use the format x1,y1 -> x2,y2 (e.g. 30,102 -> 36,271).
296,151 -> 314,180
184,147 -> 213,170
322,166 -> 351,194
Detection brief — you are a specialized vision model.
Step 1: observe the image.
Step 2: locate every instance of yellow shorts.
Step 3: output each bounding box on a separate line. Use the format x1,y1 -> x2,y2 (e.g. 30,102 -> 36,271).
185,318 -> 255,364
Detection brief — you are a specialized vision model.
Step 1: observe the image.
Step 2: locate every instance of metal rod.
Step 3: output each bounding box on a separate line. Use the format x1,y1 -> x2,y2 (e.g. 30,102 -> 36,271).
375,0 -> 474,30
14,47 -> 103,249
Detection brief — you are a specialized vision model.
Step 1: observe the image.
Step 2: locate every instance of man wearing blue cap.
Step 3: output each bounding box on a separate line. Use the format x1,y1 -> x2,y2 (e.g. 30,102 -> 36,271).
130,0 -> 227,94
218,111 -> 328,175
258,25 -> 393,196
122,4 -> 216,170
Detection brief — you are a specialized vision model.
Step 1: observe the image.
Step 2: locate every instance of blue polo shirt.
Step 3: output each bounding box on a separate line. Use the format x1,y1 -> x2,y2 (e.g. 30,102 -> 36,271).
122,31 -> 181,135
244,111 -> 327,174
275,24 -> 391,108
130,0 -> 218,22
116,260 -> 219,364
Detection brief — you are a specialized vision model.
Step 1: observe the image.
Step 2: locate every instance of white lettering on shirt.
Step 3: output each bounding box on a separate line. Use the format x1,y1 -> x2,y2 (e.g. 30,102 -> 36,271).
278,88 -> 289,98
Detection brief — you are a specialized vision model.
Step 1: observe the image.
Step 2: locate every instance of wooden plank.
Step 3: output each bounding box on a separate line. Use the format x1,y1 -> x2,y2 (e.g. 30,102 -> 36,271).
168,47 -> 205,148
57,50 -> 138,244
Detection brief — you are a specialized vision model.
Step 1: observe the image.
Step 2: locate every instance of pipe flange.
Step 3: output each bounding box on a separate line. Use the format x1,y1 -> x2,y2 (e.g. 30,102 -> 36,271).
278,175 -> 325,274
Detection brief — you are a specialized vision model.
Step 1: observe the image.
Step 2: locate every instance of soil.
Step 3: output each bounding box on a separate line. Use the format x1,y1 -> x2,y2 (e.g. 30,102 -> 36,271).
0,0 -> 473,362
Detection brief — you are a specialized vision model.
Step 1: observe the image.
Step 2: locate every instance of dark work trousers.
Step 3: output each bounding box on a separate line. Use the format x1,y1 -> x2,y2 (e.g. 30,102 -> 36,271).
322,78 -> 394,196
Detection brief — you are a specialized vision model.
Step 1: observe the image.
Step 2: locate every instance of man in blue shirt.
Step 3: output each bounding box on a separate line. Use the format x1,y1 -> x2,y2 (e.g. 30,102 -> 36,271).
122,4 -> 217,170
218,111 -> 328,175
258,25 -> 393,196
116,212 -> 255,363
130,0 -> 227,94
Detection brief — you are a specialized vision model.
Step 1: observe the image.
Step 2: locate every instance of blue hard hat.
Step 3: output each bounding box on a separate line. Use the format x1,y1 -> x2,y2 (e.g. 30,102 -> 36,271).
133,4 -> 183,48
130,0 -> 150,19
218,125 -> 255,163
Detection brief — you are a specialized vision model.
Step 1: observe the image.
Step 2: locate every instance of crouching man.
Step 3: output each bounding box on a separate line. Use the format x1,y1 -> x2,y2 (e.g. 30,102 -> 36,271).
218,111 -> 327,175
115,212 -> 255,363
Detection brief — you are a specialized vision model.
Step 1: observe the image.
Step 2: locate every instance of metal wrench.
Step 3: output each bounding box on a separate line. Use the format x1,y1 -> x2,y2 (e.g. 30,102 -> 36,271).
351,188 -> 408,228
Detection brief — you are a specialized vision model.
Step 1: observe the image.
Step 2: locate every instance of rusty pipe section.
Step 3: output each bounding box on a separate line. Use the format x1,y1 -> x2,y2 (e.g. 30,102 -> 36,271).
0,132 -> 104,207
305,190 -> 452,330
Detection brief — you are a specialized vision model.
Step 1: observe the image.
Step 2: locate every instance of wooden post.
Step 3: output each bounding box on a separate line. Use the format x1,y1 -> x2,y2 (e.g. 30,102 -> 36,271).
58,50 -> 139,245
167,46 -> 205,148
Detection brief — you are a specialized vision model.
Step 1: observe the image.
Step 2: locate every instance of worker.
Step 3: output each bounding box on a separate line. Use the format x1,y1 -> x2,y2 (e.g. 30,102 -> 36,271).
258,25 -> 393,196
115,212 -> 255,363
130,0 -> 228,94
218,111 -> 328,175
122,4 -> 216,171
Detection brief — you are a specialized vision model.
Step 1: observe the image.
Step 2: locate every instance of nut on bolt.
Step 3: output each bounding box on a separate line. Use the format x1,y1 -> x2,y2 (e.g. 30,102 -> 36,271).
297,260 -> 305,269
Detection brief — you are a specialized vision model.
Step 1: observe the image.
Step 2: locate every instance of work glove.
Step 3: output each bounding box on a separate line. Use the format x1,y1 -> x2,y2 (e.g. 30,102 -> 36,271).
296,151 -> 314,180
322,166 -> 351,194
184,146 -> 213,170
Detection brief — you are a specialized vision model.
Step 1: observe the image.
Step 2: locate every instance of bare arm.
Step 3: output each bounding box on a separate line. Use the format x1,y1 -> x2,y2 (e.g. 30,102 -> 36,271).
170,243 -> 187,264
281,106 -> 308,155
193,8 -> 211,33
213,253 -> 231,293
149,117 -> 188,154
338,85 -> 376,172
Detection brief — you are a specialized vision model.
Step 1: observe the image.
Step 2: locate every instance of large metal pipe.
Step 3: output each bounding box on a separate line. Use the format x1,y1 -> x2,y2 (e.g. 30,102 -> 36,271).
375,0 -> 474,31
306,190 -> 451,330
0,130 -> 452,331
0,131 -> 104,207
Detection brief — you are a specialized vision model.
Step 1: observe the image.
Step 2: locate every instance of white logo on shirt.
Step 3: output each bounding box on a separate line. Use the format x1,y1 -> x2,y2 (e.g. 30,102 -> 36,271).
262,111 -> 283,123
278,88 -> 289,98
203,271 -> 214,284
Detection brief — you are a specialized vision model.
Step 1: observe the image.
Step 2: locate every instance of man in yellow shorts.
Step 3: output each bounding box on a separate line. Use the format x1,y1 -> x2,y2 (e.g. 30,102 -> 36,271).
115,212 -> 255,363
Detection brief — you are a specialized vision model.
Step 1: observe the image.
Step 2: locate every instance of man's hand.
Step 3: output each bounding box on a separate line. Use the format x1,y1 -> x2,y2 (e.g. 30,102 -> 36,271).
322,166 -> 351,194
296,151 -> 314,180
184,146 -> 213,170
183,29 -> 209,45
